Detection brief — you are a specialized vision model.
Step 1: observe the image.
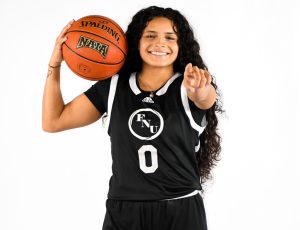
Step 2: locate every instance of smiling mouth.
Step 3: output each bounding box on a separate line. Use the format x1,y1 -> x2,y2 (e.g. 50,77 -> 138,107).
149,51 -> 169,56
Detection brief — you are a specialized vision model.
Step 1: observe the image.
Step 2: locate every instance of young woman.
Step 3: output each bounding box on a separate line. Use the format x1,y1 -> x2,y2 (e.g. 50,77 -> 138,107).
43,6 -> 223,230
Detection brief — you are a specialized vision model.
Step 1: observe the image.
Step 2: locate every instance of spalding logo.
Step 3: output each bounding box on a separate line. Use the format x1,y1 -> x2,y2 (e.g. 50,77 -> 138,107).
79,20 -> 121,42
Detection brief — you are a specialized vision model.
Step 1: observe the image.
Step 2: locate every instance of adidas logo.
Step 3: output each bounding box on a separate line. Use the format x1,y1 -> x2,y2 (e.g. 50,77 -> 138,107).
142,97 -> 154,103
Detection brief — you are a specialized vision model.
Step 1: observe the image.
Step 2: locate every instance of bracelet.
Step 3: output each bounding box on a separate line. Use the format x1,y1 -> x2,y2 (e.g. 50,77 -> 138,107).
48,64 -> 61,68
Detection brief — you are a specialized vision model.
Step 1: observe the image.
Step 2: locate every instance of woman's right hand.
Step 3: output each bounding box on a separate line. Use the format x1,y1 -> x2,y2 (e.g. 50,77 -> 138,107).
49,19 -> 74,67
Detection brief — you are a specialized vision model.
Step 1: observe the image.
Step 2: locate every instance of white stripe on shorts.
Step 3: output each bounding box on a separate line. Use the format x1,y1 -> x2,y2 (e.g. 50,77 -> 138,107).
163,190 -> 199,201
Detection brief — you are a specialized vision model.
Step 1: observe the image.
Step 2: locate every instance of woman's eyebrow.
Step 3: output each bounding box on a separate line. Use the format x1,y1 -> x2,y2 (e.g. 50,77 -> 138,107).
144,30 -> 176,35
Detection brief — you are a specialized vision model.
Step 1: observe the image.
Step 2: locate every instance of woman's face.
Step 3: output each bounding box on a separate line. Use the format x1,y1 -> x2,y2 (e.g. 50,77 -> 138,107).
139,17 -> 179,69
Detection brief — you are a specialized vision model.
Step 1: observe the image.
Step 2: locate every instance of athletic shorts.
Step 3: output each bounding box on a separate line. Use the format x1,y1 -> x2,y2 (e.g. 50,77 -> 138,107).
102,193 -> 207,230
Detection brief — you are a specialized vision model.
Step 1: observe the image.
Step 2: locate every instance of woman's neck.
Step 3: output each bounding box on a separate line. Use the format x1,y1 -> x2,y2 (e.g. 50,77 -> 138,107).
138,66 -> 174,92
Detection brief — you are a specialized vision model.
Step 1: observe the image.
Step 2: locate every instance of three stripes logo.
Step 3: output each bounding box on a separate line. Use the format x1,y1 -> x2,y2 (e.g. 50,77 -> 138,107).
142,97 -> 154,104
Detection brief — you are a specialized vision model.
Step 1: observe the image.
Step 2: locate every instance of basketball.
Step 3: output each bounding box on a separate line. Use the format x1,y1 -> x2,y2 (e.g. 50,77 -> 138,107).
62,15 -> 127,81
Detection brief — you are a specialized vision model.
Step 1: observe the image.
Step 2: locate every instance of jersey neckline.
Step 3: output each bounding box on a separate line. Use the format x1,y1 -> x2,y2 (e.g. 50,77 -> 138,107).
129,72 -> 181,96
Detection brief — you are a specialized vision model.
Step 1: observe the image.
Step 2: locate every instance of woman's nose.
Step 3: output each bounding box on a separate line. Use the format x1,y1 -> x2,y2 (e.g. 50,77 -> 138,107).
154,37 -> 166,47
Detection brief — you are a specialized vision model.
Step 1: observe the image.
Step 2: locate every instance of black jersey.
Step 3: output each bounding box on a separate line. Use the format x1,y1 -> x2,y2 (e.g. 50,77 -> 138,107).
85,72 -> 207,200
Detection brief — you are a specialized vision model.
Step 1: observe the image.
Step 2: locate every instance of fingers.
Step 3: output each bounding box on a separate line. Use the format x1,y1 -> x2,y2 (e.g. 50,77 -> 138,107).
199,69 -> 207,88
193,66 -> 202,88
185,63 -> 200,87
204,70 -> 212,86
56,19 -> 75,44
49,19 -> 75,66
61,19 -> 75,36
184,63 -> 212,91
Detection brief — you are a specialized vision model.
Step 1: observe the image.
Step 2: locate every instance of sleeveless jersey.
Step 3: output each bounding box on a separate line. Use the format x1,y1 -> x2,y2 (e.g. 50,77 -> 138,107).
85,72 -> 207,200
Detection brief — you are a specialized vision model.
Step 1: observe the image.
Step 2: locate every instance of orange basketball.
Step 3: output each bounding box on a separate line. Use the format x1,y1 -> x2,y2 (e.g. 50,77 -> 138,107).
62,15 -> 127,81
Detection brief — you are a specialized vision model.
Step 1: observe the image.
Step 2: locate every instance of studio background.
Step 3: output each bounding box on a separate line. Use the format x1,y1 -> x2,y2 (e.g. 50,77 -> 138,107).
0,0 -> 299,230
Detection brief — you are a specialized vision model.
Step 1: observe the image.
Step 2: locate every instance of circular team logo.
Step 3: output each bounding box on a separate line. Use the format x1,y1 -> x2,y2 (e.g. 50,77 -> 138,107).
128,108 -> 164,140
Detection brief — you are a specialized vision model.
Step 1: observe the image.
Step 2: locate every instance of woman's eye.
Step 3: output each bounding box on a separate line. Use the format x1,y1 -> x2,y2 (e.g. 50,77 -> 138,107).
145,34 -> 155,38
166,36 -> 176,40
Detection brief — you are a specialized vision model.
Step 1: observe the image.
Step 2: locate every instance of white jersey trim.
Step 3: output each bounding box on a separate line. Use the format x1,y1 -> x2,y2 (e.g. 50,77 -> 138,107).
180,83 -> 206,135
104,74 -> 119,131
195,141 -> 201,152
129,72 -> 181,96
156,72 -> 181,96
129,72 -> 140,95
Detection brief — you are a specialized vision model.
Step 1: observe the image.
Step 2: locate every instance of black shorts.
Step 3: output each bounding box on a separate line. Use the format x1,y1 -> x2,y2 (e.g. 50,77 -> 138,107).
102,193 -> 207,230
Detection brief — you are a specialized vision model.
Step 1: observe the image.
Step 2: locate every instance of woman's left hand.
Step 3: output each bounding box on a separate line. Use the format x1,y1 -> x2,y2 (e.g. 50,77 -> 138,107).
183,63 -> 212,103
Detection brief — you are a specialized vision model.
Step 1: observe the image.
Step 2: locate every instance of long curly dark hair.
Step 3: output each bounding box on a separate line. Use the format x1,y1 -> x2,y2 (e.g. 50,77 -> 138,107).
119,6 -> 223,187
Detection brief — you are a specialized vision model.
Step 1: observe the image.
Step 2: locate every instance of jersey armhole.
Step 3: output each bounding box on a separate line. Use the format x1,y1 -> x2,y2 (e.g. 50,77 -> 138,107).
102,74 -> 119,132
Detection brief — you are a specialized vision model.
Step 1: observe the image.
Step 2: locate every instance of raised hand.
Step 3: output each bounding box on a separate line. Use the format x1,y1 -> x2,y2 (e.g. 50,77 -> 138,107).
183,63 -> 213,104
49,19 -> 74,67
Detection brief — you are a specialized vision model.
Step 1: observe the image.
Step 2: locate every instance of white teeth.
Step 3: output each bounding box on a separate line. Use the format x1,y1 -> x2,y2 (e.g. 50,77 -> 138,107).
150,51 -> 167,56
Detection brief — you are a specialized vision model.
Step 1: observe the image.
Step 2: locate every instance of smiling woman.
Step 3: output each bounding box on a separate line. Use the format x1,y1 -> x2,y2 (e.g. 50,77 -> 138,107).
139,17 -> 179,74
42,5 -> 223,230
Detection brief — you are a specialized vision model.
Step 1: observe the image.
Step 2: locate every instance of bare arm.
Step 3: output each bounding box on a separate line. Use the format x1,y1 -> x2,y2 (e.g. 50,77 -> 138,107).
183,63 -> 216,110
42,20 -> 101,132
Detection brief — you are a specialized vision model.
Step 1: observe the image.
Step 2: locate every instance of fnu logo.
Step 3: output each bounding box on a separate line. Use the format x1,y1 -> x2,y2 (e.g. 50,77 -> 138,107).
128,108 -> 164,140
